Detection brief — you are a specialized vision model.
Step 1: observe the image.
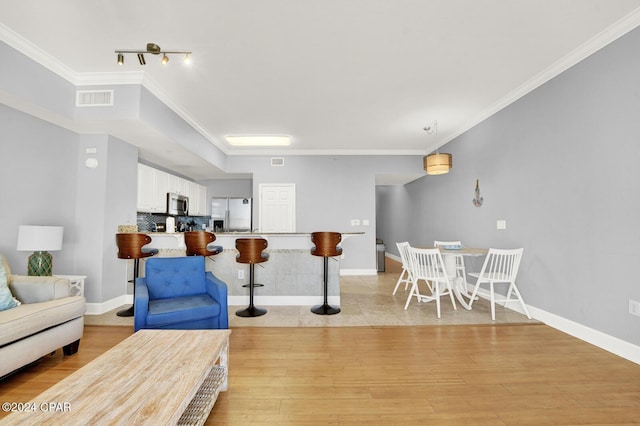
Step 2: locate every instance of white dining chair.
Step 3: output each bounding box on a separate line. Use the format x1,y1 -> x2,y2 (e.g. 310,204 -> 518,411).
434,240 -> 467,288
392,242 -> 412,295
405,247 -> 457,318
467,248 -> 531,320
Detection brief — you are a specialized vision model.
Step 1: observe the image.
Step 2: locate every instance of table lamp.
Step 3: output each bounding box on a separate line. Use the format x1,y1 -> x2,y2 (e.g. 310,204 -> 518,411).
16,225 -> 64,276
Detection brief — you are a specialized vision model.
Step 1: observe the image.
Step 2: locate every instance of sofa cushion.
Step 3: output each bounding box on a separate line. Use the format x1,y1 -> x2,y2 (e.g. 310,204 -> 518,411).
0,261 -> 19,312
146,294 -> 220,327
0,296 -> 85,346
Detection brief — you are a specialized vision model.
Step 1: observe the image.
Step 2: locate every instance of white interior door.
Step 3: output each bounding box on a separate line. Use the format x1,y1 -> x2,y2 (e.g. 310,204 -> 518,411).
259,184 -> 296,232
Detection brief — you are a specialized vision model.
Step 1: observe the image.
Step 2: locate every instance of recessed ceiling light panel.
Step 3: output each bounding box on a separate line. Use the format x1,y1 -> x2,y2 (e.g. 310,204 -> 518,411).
225,135 -> 291,147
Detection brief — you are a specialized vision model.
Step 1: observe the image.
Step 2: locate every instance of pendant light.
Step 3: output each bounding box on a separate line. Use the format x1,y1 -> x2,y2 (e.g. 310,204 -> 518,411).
422,122 -> 452,175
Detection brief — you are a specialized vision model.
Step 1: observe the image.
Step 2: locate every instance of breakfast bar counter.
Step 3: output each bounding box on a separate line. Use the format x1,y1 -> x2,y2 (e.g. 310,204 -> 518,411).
144,232 -> 364,306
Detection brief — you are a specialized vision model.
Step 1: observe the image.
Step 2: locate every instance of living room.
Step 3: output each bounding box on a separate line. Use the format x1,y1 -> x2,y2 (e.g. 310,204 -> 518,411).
1,1 -> 640,423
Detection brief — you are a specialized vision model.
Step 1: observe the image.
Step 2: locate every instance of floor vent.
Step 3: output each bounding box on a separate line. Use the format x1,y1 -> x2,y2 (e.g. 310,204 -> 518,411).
76,90 -> 114,107
271,157 -> 285,166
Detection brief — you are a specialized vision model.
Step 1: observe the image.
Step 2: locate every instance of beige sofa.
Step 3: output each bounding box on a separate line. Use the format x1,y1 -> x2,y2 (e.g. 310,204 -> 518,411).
0,254 -> 86,378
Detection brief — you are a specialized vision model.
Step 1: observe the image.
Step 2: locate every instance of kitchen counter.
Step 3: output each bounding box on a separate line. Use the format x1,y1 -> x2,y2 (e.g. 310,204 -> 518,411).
142,231 -> 365,307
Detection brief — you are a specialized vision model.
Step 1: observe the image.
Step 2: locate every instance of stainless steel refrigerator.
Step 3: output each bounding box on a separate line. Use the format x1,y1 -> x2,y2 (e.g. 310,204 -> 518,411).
211,198 -> 252,232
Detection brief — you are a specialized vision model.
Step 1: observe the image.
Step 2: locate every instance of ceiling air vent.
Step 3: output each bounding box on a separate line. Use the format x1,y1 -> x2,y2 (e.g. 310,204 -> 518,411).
76,90 -> 114,107
271,157 -> 285,167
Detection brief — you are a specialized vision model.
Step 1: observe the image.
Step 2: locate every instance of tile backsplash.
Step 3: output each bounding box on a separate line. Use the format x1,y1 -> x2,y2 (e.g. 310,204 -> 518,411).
137,213 -> 210,232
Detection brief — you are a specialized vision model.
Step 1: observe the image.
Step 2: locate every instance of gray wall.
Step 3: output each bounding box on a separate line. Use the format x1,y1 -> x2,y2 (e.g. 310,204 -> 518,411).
0,106 -> 139,304
74,134 -> 138,302
0,103 -> 79,274
377,26 -> 640,346
226,155 -> 423,271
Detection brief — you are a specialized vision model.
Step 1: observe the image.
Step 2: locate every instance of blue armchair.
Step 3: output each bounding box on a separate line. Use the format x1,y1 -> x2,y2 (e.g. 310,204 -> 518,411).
134,256 -> 228,332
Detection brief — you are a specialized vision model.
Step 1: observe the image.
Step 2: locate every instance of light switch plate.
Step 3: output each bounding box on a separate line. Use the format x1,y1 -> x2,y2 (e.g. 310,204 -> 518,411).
351,219 -> 360,226
497,220 -> 507,230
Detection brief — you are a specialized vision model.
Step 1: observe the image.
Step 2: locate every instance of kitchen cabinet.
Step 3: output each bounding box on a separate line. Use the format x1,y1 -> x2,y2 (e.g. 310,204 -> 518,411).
197,185 -> 208,216
153,170 -> 168,212
167,174 -> 187,196
185,181 -> 208,216
137,164 -> 207,216
137,164 -> 155,212
137,164 -> 168,213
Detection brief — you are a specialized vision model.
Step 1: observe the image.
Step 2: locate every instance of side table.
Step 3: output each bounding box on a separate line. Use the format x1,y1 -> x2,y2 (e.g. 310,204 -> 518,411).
55,274 -> 86,297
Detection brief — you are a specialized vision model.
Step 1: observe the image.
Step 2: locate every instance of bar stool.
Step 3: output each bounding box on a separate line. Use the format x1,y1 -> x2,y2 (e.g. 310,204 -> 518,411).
184,231 -> 223,257
115,233 -> 159,317
310,232 -> 342,315
235,238 -> 269,317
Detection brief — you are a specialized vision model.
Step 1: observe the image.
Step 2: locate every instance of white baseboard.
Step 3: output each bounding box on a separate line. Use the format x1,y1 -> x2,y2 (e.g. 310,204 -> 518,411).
470,286 -> 640,365
85,295 -> 132,315
386,253 -> 401,263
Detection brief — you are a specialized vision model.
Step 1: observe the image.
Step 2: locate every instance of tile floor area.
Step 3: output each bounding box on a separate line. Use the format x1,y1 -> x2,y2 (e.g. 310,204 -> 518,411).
85,258 -> 539,327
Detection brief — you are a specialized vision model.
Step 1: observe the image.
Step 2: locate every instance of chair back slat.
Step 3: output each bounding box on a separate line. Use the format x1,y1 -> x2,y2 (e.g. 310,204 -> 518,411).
407,247 -> 448,282
396,242 -> 411,269
479,248 -> 523,282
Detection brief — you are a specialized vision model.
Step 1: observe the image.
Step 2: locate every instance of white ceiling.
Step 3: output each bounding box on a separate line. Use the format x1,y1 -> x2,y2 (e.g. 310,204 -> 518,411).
2,0 -> 640,180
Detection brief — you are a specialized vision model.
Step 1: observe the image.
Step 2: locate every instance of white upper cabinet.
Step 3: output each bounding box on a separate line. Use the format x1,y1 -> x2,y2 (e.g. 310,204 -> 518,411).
166,174 -> 187,195
137,164 -> 155,212
137,164 -> 207,216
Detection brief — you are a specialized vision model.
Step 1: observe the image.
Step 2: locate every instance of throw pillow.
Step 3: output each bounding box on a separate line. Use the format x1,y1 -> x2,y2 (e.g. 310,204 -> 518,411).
0,262 -> 19,311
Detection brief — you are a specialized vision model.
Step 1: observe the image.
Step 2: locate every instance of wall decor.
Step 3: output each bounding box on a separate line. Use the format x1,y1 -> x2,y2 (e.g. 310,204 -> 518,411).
473,179 -> 484,207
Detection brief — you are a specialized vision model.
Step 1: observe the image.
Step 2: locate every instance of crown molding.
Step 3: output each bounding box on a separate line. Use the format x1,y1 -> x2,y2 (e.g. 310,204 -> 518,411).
0,23 -> 77,83
439,6 -> 640,148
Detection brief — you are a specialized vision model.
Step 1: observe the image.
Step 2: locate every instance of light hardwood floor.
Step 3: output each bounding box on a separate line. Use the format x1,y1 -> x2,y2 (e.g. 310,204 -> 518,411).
2,325 -> 640,424
2,261 -> 640,424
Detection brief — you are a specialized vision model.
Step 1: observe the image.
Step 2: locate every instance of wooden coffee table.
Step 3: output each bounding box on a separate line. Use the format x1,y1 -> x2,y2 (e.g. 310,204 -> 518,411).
3,329 -> 231,425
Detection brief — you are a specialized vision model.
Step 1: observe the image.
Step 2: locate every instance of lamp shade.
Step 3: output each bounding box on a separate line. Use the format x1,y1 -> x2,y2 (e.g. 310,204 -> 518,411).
17,226 -> 64,251
424,153 -> 452,175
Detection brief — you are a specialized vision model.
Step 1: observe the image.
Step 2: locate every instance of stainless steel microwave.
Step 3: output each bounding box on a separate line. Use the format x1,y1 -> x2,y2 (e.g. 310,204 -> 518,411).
167,193 -> 189,216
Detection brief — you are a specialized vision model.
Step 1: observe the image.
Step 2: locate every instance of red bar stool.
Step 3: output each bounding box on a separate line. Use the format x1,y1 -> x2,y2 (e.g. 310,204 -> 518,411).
235,238 -> 269,317
184,231 -> 223,257
115,233 -> 158,317
310,232 -> 342,315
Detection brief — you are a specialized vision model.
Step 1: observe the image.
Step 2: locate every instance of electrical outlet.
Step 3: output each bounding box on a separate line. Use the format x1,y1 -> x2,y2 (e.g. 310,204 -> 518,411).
238,269 -> 244,280
497,220 -> 507,230
351,219 -> 360,226
629,299 -> 640,316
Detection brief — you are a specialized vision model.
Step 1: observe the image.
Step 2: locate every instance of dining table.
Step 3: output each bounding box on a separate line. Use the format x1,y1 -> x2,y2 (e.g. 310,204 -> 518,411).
430,246 -> 488,310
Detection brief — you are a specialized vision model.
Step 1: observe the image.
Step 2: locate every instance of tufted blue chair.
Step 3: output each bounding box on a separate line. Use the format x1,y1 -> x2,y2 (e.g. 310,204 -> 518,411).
133,256 -> 228,332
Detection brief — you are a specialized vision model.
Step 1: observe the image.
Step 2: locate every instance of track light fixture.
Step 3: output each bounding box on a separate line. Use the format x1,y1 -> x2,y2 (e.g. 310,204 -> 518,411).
115,42 -> 192,66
